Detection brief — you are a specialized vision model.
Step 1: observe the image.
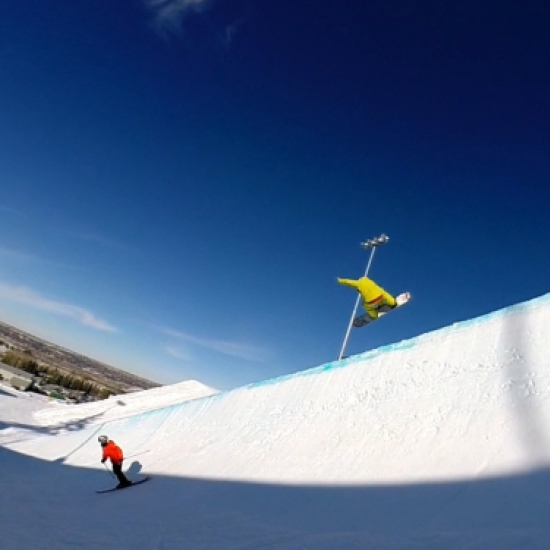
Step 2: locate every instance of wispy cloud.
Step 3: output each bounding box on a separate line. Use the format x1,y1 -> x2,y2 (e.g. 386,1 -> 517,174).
0,247 -> 41,263
164,345 -> 191,361
145,0 -> 214,30
68,231 -> 136,253
0,282 -> 117,332
0,246 -> 78,270
155,325 -> 267,362
0,204 -> 24,216
223,15 -> 247,47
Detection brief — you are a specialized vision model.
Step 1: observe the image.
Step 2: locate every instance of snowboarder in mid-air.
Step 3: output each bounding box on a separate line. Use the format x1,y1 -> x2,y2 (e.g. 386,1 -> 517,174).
337,275 -> 397,321
98,435 -> 132,488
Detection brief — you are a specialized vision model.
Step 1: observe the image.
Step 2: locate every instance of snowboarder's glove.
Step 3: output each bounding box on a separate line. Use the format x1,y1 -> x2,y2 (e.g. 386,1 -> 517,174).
101,458 -> 106,463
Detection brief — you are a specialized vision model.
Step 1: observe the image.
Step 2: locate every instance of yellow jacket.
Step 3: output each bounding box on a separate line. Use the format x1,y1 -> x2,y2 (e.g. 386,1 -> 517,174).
337,276 -> 386,303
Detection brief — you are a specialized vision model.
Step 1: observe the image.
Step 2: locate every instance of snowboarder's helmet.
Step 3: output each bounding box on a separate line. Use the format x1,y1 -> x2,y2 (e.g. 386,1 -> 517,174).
98,435 -> 108,445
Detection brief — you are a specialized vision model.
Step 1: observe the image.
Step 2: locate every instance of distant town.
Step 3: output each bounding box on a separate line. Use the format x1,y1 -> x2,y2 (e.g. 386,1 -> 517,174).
0,319 -> 160,403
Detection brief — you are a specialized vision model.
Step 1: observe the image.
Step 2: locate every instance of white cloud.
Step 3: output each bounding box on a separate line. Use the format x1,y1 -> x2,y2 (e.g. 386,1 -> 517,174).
0,282 -> 117,332
164,345 -> 191,361
146,0 -> 213,30
68,232 -> 135,253
0,204 -> 23,216
0,247 -> 40,263
0,246 -> 78,270
156,325 -> 267,362
223,15 -> 247,47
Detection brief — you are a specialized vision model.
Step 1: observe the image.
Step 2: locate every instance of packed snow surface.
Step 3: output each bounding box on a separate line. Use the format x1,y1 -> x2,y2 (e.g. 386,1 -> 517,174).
2,293 -> 550,549
33,379 -> 218,427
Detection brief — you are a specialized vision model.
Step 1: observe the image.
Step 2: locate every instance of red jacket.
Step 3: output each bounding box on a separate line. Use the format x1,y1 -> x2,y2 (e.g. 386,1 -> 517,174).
102,441 -> 123,465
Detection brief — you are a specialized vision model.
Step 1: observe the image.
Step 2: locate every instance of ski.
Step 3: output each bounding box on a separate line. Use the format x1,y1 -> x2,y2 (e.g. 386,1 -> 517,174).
96,475 -> 152,494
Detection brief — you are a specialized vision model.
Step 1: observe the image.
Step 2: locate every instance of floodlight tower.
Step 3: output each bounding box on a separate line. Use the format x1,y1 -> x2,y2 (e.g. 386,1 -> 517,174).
337,233 -> 389,361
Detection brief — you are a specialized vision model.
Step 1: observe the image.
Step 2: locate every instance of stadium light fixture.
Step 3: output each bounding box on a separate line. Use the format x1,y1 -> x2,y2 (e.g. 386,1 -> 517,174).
337,233 -> 389,361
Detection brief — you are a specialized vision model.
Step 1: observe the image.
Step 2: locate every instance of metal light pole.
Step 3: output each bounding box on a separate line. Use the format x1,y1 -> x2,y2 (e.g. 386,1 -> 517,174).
337,233 -> 389,360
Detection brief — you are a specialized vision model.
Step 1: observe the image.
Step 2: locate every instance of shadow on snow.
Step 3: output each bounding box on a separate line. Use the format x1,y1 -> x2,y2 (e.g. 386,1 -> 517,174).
0,411 -> 106,436
1,445 -> 550,550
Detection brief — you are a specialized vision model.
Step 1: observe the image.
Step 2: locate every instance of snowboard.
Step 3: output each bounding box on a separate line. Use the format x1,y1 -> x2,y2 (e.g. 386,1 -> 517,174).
353,292 -> 411,328
96,476 -> 152,494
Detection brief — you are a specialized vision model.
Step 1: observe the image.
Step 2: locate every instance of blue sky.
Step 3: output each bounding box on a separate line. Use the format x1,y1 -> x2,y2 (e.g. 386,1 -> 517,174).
0,1 -> 549,390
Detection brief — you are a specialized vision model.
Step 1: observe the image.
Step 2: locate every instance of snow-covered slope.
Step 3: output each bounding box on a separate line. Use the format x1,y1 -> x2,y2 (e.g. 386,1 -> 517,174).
33,379 -> 218,427
2,293 -> 550,549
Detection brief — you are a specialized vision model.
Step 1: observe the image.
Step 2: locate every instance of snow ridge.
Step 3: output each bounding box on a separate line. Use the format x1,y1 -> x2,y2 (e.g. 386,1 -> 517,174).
33,379 -> 218,427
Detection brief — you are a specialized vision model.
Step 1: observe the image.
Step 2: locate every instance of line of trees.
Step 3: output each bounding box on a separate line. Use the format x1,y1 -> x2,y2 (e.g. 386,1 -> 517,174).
1,351 -> 114,399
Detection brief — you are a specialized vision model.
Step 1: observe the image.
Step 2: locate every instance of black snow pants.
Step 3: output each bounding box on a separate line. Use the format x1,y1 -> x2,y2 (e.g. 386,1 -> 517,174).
112,462 -> 131,486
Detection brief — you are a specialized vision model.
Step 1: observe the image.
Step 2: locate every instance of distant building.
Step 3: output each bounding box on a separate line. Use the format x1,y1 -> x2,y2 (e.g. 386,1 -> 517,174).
0,362 -> 35,391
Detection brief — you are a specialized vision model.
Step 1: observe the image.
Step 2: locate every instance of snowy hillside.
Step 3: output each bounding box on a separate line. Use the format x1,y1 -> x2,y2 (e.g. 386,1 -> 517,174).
33,379 -> 218,428
2,293 -> 550,549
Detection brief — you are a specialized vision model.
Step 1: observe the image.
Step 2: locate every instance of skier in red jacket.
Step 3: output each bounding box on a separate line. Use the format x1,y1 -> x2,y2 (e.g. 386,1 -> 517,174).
98,435 -> 132,488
